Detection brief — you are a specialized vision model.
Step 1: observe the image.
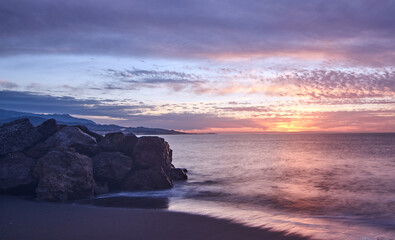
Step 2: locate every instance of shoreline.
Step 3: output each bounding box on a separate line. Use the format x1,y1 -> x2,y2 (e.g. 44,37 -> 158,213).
0,195 -> 310,240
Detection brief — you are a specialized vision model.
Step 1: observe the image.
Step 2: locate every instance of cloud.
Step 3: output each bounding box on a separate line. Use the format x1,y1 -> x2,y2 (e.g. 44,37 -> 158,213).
263,69 -> 395,100
118,113 -> 267,130
303,110 -> 395,132
216,106 -> 272,112
237,109 -> 395,132
106,69 -> 199,82
1,90 -> 394,132
0,90 -> 266,130
0,90 -> 151,118
104,68 -> 212,93
0,0 -> 394,66
101,67 -> 395,103
0,80 -> 18,89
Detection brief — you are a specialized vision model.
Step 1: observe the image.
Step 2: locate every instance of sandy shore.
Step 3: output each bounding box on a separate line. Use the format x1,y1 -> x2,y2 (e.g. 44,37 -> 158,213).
0,195 -> 310,240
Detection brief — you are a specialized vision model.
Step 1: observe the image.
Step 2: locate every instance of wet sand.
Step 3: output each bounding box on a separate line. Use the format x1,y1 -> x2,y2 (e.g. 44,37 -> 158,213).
0,195 -> 310,240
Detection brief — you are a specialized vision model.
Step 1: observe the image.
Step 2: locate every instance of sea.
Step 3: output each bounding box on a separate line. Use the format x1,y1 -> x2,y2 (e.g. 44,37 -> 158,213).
99,133 -> 395,240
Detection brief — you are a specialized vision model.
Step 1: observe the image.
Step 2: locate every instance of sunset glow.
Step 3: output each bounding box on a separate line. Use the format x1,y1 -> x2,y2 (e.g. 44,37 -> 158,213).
1,2 -> 395,239
0,0 -> 394,133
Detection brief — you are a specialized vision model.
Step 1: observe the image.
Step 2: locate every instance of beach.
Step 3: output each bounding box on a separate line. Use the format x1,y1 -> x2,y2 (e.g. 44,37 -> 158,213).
0,195 -> 309,240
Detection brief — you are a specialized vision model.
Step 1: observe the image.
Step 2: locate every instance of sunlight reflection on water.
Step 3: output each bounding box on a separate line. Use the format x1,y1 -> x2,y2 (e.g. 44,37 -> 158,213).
109,133 -> 395,239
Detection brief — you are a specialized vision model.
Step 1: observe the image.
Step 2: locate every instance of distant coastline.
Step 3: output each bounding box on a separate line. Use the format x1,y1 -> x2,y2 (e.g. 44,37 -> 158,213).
0,109 -> 203,135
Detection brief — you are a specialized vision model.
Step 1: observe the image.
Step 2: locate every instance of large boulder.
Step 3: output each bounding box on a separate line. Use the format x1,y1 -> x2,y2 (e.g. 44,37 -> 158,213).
0,152 -> 37,194
132,136 -> 172,171
34,149 -> 94,201
0,119 -> 42,156
93,152 -> 133,188
74,125 -> 103,142
122,133 -> 138,156
27,126 -> 98,158
99,132 -> 124,152
36,119 -> 58,140
122,167 -> 173,191
99,132 -> 138,157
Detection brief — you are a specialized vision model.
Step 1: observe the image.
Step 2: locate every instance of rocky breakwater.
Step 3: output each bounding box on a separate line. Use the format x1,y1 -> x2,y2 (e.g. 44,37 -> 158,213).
0,119 -> 187,201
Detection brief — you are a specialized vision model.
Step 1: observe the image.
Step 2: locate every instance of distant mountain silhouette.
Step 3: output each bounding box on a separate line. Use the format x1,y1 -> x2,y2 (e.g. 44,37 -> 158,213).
0,109 -> 187,135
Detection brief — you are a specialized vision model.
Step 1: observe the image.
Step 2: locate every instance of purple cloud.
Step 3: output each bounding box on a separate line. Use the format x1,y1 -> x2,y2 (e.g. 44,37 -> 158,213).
1,90 -> 394,132
103,68 -> 212,93
0,80 -> 18,89
305,110 -> 395,132
0,90 -> 265,130
264,69 -> 395,99
0,90 -> 151,118
0,0 -> 394,66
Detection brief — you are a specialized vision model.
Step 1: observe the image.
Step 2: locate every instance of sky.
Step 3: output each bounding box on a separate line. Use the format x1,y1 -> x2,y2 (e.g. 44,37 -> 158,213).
0,0 -> 394,133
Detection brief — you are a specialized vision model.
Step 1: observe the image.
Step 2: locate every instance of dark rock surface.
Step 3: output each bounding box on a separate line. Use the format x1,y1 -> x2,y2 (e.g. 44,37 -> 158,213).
36,119 -> 58,140
123,167 -> 173,191
0,119 -> 42,155
74,125 -> 104,142
0,152 -> 37,194
27,126 -> 98,158
133,136 -> 172,171
93,152 -> 133,188
121,133 -> 138,157
170,168 -> 188,180
34,149 -> 94,201
99,132 -> 125,152
0,118 -> 187,201
99,132 -> 138,157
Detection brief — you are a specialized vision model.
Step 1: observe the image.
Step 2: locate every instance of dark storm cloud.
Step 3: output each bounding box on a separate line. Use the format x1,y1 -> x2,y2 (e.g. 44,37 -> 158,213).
0,0 -> 394,65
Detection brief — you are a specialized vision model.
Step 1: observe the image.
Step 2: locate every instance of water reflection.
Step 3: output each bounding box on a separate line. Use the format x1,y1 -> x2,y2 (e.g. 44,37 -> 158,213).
163,133 -> 395,239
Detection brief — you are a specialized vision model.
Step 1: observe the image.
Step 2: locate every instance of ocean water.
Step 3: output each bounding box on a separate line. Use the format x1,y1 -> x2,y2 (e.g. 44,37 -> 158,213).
102,133 -> 395,240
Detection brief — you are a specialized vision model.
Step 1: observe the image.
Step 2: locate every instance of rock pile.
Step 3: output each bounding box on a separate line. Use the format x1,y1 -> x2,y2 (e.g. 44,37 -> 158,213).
0,119 -> 187,201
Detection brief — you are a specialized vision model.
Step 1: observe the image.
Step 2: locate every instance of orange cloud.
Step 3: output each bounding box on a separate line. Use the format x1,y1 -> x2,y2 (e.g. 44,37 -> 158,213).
186,109 -> 395,133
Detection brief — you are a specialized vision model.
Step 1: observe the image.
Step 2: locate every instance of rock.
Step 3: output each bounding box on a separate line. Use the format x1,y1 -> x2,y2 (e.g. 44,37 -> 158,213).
92,152 -> 133,188
170,168 -> 188,181
0,117 -> 186,199
74,125 -> 103,142
132,136 -> 172,171
121,133 -> 138,157
57,124 -> 67,130
99,132 -> 138,157
26,145 -> 48,160
27,126 -> 98,158
0,119 -> 42,156
34,149 -> 94,201
0,152 -> 37,194
36,119 -> 58,140
123,167 -> 173,191
94,180 -> 109,195
99,132 -> 124,152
